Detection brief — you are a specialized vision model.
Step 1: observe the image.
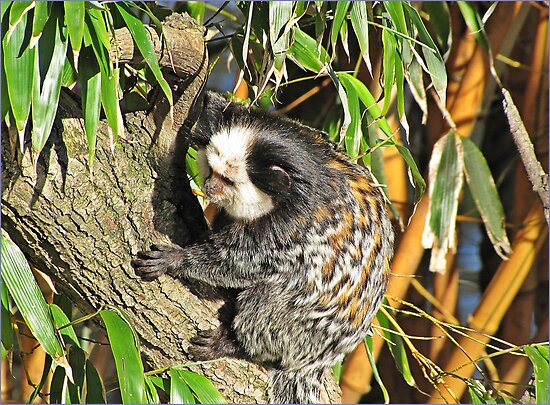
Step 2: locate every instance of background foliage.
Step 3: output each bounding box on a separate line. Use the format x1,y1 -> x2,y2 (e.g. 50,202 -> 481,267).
1,1 -> 548,404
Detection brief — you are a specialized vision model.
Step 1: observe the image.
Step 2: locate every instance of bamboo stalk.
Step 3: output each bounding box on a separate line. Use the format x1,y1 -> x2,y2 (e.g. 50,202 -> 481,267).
428,201 -> 547,403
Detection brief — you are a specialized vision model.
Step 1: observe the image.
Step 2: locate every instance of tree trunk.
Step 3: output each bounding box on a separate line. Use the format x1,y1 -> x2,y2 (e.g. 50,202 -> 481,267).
1,12 -> 340,404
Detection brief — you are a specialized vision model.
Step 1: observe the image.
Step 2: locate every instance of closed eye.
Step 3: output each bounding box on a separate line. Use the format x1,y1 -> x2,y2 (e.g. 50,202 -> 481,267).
219,173 -> 235,185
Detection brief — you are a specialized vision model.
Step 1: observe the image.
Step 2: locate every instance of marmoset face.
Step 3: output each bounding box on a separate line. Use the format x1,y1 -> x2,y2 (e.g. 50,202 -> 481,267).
196,125 -> 276,221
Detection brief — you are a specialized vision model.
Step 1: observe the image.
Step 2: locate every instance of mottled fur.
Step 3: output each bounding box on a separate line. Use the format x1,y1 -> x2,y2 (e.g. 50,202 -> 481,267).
132,92 -> 394,404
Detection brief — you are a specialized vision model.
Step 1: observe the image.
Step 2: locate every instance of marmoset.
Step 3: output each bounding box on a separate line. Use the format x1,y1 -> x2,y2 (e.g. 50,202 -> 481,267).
132,91 -> 394,404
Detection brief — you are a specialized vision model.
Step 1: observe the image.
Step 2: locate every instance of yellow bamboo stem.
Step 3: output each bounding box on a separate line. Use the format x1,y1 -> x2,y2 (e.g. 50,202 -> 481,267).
428,201 -> 547,403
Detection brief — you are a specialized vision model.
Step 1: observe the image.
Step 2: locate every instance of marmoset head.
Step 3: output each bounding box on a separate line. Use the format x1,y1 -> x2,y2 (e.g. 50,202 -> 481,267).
192,91 -> 328,222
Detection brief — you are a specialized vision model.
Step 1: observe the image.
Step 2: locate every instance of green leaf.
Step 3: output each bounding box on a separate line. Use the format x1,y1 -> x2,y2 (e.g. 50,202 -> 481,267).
186,146 -> 202,189
381,29 -> 396,115
170,368 -> 196,404
177,369 -> 226,404
30,1 -> 50,48
330,1 -> 350,55
343,79 -> 361,161
524,344 -> 549,404
337,72 -> 393,137
1,62 -> 9,123
1,235 -> 69,373
50,304 -> 79,347
467,379 -> 495,403
79,46 -> 101,165
7,1 -> 33,38
394,143 -> 426,201
457,2 -> 489,52
31,8 -> 68,157
2,8 -> 34,150
461,137 -> 511,259
84,359 -> 107,404
115,3 -> 173,107
402,2 -> 447,106
364,336 -> 390,403
1,282 -> 13,351
144,375 -> 161,404
287,26 -> 330,73
422,131 -> 463,273
100,309 -> 146,404
422,2 -> 451,59
376,302 -> 416,387
349,0 -> 371,74
100,67 -> 123,149
64,1 -> 85,55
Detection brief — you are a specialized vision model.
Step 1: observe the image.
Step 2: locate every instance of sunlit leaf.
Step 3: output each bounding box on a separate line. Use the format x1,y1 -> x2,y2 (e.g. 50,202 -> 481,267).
79,46 -> 101,165
524,344 -> 549,404
422,131 -> 463,273
1,235 -> 70,375
100,309 -> 146,404
100,67 -> 124,149
7,1 -> 33,40
31,7 -> 68,158
457,1 -> 489,51
350,0 -> 371,74
176,369 -> 226,404
381,29 -> 396,115
30,1 -> 50,48
330,1 -> 350,56
2,9 -> 34,151
116,3 -> 173,107
402,2 -> 447,106
287,26 -> 329,73
170,368 -> 196,404
64,1 -> 85,57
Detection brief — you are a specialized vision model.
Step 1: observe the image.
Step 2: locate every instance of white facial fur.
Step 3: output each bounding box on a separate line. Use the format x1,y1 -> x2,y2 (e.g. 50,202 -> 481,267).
196,126 -> 275,221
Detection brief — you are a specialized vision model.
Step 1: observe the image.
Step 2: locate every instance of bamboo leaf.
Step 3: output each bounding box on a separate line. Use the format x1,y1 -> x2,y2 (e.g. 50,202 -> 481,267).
2,9 -> 34,150
330,1 -> 350,55
1,235 -> 70,374
1,63 -> 9,123
50,304 -> 79,347
394,143 -> 426,201
524,344 -> 549,404
461,137 -> 511,259
84,359 -> 107,404
100,308 -> 146,404
422,2 -> 452,59
144,375 -> 161,404
64,1 -> 85,57
268,1 -> 292,88
422,131 -> 464,273
170,368 -> 196,404
1,282 -> 13,351
376,303 -> 416,387
457,1 -> 489,52
30,1 -> 50,48
115,3 -> 173,107
177,369 -> 226,404
31,8 -> 68,158
337,72 -> 393,136
349,0 -> 371,74
403,2 -> 447,105
79,46 -> 101,165
381,29 -> 396,115
7,1 -> 33,40
343,80 -> 362,161
287,26 -> 329,73
100,67 -> 123,150
364,336 -> 390,403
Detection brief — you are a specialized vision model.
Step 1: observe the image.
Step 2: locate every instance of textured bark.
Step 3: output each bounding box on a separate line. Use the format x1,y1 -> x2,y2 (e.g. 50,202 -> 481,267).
2,12 -> 341,404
